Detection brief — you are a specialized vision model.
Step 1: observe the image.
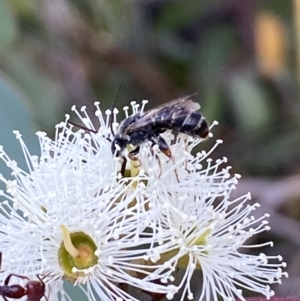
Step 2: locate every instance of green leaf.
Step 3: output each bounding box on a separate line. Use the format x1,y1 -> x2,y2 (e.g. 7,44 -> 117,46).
195,26 -> 238,81
227,73 -> 274,130
0,0 -> 18,49
201,87 -> 224,122
2,51 -> 65,129
154,0 -> 208,31
0,72 -> 39,179
261,1 -> 292,17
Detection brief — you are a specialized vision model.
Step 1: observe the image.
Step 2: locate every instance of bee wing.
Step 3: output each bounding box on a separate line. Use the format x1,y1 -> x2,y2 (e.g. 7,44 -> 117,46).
124,96 -> 200,134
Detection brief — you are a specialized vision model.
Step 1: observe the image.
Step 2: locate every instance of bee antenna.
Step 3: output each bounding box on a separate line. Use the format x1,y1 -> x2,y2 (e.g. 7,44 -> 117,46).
110,81 -> 126,135
186,92 -> 199,99
67,121 -> 98,134
67,120 -> 112,143
111,81 -> 126,109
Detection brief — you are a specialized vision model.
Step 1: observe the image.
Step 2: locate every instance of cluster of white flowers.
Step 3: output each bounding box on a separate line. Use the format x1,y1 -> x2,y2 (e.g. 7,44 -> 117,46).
0,100 -> 287,301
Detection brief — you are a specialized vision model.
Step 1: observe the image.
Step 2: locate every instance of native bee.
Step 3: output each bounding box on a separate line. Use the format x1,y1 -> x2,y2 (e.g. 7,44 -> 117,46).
111,96 -> 209,177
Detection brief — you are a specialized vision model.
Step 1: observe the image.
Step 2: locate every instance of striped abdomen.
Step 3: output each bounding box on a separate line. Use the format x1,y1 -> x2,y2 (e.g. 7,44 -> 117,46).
154,111 -> 209,139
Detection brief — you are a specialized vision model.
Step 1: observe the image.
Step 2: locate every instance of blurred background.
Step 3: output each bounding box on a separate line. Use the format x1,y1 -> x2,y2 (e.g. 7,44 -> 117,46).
0,0 -> 299,298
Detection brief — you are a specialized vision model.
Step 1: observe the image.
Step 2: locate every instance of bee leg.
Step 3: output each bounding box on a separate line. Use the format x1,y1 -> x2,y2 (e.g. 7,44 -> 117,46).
149,141 -> 163,178
120,155 -> 127,176
157,136 -> 179,182
156,136 -> 171,157
128,146 -> 142,169
128,146 -> 140,161
184,143 -> 191,174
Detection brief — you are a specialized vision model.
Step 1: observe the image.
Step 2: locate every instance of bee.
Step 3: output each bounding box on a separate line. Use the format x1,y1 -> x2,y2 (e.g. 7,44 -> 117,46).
111,96 -> 209,177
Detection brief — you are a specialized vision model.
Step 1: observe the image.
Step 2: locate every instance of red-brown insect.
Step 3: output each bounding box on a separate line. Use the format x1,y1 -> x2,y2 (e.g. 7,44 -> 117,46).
0,252 -> 48,301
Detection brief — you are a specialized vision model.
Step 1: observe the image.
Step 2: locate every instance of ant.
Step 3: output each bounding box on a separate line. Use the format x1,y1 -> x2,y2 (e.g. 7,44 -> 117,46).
0,252 -> 48,301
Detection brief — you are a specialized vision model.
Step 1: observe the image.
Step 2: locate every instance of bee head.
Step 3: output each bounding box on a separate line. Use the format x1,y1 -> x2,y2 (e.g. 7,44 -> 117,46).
111,135 -> 128,157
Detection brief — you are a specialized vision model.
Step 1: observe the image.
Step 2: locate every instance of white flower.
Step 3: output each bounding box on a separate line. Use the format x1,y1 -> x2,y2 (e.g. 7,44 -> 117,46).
131,132 -> 288,301
126,141 -> 288,301
64,101 -> 288,301
0,99 -> 287,301
0,126 -> 175,301
143,185 -> 287,301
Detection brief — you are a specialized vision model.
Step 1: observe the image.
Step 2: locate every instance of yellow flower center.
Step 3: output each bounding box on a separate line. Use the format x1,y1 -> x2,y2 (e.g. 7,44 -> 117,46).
59,225 -> 99,281
148,227 -> 211,270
